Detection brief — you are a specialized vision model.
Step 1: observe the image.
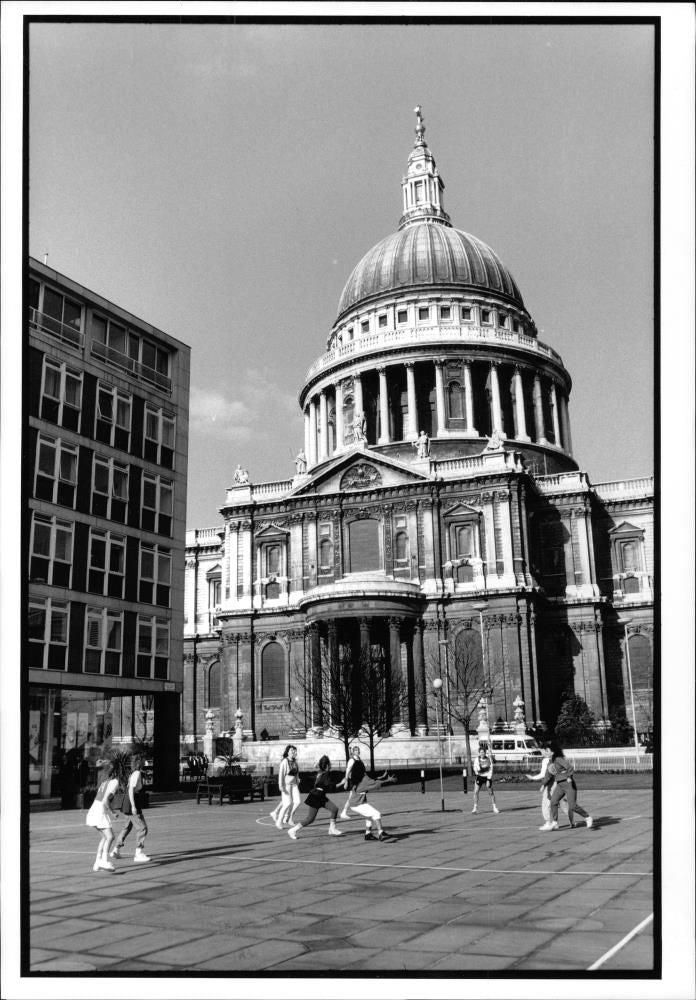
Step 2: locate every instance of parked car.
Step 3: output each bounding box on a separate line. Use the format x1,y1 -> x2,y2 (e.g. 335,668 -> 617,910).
479,735 -> 543,762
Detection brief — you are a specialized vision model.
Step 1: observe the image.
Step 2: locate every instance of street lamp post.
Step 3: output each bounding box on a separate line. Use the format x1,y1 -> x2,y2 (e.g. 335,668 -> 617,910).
432,678 -> 445,812
438,638 -> 453,764
618,618 -> 641,763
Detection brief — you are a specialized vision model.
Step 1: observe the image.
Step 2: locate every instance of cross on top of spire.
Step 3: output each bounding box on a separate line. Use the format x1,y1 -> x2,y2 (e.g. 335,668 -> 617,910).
414,105 -> 426,146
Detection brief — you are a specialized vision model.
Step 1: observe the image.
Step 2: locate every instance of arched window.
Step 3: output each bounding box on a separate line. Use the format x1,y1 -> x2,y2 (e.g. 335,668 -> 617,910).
628,634 -> 652,689
620,540 -> 641,573
261,641 -> 285,698
319,537 -> 332,571
348,518 -> 381,572
447,381 -> 465,419
208,660 -> 221,707
266,544 -> 281,575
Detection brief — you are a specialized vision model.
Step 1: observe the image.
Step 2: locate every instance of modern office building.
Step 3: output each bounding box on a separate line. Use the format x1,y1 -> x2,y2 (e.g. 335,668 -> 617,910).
183,112 -> 653,754
26,258 -> 190,801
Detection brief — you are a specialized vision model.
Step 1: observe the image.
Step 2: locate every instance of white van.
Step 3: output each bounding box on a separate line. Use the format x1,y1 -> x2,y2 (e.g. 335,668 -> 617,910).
478,735 -> 543,762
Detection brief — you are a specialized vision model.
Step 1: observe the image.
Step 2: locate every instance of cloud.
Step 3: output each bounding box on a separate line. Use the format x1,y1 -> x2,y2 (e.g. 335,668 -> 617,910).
189,368 -> 298,443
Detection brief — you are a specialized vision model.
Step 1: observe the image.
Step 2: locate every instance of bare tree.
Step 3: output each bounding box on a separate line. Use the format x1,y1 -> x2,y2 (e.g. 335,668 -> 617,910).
293,643 -> 411,773
428,630 -> 500,781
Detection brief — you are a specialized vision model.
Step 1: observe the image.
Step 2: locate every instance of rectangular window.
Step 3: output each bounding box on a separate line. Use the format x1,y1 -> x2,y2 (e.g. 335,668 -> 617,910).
85,607 -> 123,675
461,306 -> 472,321
498,313 -> 506,327
137,615 -> 169,679
418,306 -> 429,322
513,320 -> 520,333
88,530 -> 125,597
360,320 -> 369,334
141,475 -> 173,536
143,406 -> 175,466
29,598 -> 68,670
95,383 -> 132,448
37,286 -> 83,345
34,435 -> 77,507
440,306 -> 451,321
378,314 -> 387,328
30,513 -> 73,587
91,456 -> 129,522
397,309 -> 407,325
481,309 -> 491,324
346,326 -> 354,341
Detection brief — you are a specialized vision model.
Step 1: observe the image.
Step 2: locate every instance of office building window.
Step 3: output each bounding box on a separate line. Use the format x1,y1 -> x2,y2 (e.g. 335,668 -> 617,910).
144,404 -> 176,468
92,455 -> 129,523
34,434 -> 78,507
141,474 -> 173,536
95,382 -> 132,449
139,544 -> 171,606
30,513 -> 73,588
87,529 -> 125,598
85,607 -> 123,675
40,358 -> 82,431
28,598 -> 69,670
137,615 -> 169,680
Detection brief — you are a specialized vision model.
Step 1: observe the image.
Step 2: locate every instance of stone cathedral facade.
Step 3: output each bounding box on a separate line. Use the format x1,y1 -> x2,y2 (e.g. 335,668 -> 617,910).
183,111 -> 654,751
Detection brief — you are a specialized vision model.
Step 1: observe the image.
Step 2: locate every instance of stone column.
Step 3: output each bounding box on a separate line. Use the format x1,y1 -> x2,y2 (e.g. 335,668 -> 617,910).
377,367 -> 391,444
306,514 -> 318,589
513,366 -> 530,441
327,619 -> 338,729
304,408 -> 311,461
559,393 -> 573,455
308,398 -> 318,467
228,524 -> 239,603
550,382 -> 562,448
389,617 -> 404,731
334,381 -> 344,454
353,372 -> 364,415
532,375 -> 547,444
405,362 -> 418,440
463,361 -> 477,435
413,620 -> 427,735
434,360 -> 447,436
319,390 -> 329,462
490,363 -> 503,432
289,517 -> 304,599
309,624 -> 323,736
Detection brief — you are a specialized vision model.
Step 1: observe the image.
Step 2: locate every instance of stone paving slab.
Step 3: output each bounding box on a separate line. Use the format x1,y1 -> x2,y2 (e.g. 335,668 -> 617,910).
20,786 -> 655,980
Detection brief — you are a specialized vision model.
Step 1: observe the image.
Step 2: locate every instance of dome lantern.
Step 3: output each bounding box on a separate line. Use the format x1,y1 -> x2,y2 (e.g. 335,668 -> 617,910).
399,105 -> 451,230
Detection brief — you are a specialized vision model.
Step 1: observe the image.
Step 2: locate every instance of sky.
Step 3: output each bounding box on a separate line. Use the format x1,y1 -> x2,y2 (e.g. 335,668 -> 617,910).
26,19 -> 656,530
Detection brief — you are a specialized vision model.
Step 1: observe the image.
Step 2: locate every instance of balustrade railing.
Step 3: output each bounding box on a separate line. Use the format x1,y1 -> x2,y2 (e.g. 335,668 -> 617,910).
304,323 -> 564,382
592,477 -> 654,499
91,339 -> 172,393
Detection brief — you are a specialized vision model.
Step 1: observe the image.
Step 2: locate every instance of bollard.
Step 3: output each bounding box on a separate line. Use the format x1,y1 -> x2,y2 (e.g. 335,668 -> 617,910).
420,769 -> 426,794
462,770 -> 468,795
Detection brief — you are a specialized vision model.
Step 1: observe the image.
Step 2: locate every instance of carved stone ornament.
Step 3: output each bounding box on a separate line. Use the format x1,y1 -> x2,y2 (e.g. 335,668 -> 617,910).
340,463 -> 383,491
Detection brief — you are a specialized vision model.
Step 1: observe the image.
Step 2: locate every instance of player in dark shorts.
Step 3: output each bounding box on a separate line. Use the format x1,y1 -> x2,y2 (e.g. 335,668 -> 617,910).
472,747 -> 500,814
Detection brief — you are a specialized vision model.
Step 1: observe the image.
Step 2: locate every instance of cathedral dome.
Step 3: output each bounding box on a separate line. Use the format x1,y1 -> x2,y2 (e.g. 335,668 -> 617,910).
336,223 -> 525,321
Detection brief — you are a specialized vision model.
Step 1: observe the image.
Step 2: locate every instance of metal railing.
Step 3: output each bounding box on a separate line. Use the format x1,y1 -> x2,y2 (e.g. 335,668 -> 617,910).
91,340 -> 172,394
29,308 -> 84,349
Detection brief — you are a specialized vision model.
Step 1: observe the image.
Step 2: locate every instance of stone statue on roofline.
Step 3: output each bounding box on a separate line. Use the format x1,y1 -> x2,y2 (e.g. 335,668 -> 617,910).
484,427 -> 505,451
294,449 -> 307,475
413,429 -> 430,459
233,464 -> 250,485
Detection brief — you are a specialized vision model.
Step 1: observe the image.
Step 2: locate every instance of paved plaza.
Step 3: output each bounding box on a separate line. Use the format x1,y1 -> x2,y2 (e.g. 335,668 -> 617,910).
24,776 -> 655,979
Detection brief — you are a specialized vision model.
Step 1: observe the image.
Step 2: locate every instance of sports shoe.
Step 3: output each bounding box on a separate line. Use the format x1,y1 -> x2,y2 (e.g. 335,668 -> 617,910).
492,805 -> 500,814
364,831 -> 375,841
586,816 -> 594,829
328,826 -> 344,836
133,851 -> 151,863
98,860 -> 115,871
339,810 -> 350,820
539,821 -> 559,832
471,806 -> 478,814
274,818 -> 285,830
109,847 -> 121,859
376,831 -> 390,841
287,826 -> 300,840
92,862 -> 101,872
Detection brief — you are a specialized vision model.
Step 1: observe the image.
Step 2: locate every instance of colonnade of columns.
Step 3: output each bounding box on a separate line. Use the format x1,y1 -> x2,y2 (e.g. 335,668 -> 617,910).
305,615 -> 428,736
302,357 -> 571,468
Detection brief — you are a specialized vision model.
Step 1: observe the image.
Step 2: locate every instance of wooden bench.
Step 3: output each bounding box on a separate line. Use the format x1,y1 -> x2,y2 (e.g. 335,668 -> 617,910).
196,773 -> 265,806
